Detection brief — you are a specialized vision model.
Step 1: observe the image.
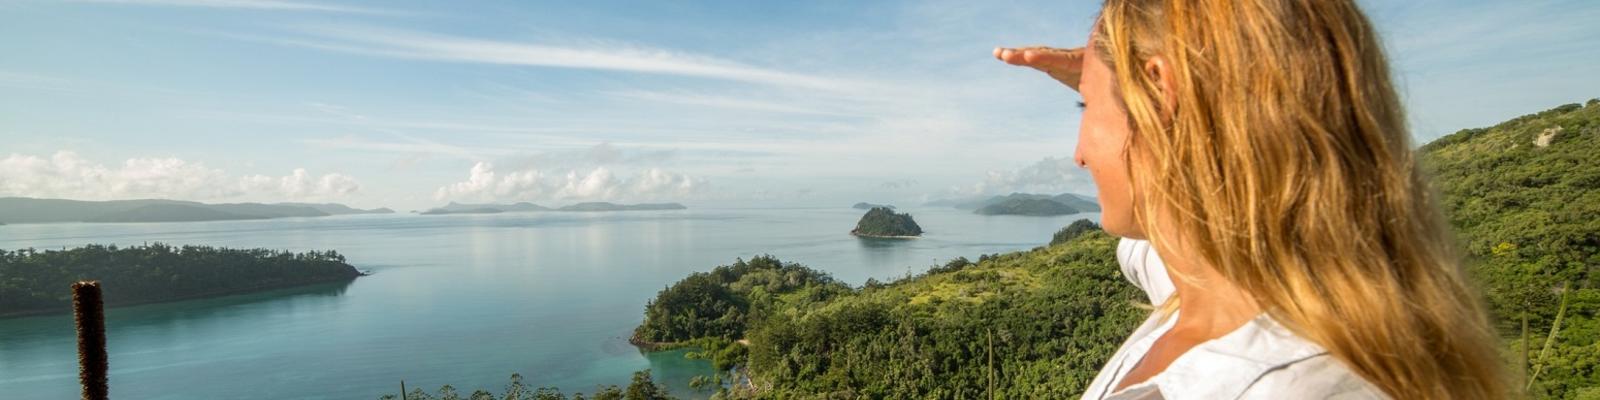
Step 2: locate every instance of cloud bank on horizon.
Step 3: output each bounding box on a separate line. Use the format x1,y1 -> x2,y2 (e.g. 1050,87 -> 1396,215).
2,0 -> 1597,209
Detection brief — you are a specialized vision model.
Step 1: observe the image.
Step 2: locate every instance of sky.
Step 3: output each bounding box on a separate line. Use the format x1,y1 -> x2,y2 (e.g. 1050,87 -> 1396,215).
1,0 -> 1597,211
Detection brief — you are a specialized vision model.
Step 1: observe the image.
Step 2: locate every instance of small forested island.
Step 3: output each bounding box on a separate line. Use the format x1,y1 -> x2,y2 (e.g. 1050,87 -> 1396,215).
850,207 -> 923,238
851,202 -> 894,210
0,197 -> 392,224
0,243 -> 363,317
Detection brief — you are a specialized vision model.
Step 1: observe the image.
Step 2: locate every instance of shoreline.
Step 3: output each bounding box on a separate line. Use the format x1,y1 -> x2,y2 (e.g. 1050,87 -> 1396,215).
850,231 -> 922,239
0,273 -> 365,319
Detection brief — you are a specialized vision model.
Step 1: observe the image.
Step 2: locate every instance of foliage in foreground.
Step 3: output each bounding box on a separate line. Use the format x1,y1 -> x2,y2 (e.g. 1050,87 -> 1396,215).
634,224 -> 1142,399
376,370 -> 676,400
1422,99 -> 1600,398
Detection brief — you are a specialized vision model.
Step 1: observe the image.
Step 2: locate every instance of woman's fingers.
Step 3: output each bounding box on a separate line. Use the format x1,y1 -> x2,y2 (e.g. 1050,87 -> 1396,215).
994,46 -> 1085,91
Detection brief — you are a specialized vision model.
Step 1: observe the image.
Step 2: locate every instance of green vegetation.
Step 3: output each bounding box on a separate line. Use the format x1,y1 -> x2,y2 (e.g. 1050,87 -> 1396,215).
850,207 -> 923,238
0,243 -> 362,317
1051,220 -> 1102,246
1421,100 -> 1600,398
635,227 -> 1140,398
974,197 -> 1080,216
631,256 -> 849,347
376,371 -> 677,400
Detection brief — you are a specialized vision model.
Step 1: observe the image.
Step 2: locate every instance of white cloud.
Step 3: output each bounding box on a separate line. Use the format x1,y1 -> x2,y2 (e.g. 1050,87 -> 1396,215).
0,151 -> 362,202
434,162 -> 707,203
954,156 -> 1095,196
270,25 -> 864,91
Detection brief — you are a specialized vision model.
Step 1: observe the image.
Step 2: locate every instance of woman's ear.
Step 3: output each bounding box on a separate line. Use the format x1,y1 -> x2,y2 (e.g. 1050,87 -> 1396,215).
1142,56 -> 1178,120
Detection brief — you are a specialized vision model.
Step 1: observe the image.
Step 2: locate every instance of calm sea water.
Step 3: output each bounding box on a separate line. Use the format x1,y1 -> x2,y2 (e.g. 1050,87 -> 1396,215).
0,206 -> 1098,399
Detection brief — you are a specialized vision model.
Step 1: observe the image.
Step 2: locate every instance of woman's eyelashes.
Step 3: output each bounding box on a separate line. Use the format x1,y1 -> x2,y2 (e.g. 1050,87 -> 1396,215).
1076,101 -> 1087,110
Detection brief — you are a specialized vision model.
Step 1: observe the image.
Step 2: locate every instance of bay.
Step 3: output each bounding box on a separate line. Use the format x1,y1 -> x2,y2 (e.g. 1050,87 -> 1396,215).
0,206 -> 1097,399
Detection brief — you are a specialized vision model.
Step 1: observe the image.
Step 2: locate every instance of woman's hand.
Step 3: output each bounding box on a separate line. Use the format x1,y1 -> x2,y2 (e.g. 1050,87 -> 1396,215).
993,46 -> 1085,92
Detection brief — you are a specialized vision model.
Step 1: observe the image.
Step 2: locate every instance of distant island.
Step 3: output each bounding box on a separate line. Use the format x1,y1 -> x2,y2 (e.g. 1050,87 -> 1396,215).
423,202 -> 549,215
0,197 -> 393,224
852,202 -> 895,210
558,202 -> 687,212
850,207 -> 923,238
421,201 -> 687,214
925,192 -> 1099,216
0,243 -> 363,317
975,197 -> 1081,216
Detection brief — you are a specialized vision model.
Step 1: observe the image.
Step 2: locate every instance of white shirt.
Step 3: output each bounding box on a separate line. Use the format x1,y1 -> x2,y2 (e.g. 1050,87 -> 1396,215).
1082,239 -> 1388,400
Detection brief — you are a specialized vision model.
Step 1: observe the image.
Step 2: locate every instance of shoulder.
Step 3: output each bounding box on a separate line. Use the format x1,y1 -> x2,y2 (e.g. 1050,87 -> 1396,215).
1151,315 -> 1388,400
1239,353 -> 1388,399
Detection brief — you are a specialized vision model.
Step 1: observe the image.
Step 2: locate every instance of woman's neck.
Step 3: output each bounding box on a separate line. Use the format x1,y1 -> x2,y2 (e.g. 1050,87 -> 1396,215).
1155,240 -> 1262,336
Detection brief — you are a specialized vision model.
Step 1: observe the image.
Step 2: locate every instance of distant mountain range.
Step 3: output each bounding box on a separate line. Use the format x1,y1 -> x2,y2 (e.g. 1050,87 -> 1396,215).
0,197 -> 393,224
420,201 -> 687,215
926,192 -> 1100,216
852,202 -> 895,210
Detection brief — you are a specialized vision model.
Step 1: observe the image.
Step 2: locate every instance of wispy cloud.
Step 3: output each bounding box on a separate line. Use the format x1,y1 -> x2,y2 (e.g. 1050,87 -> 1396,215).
606,89 -> 863,117
262,25 -> 865,91
68,0 -> 391,14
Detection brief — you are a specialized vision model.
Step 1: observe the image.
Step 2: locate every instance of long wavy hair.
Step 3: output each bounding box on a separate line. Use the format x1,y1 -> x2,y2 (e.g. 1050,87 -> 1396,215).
1092,0 -> 1507,398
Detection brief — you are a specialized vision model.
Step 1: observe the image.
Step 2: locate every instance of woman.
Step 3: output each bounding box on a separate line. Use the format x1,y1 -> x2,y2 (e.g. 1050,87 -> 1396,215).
994,0 -> 1507,399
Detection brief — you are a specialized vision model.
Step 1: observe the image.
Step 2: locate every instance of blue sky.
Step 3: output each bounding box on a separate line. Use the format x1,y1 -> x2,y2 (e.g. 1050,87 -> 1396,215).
1,0 -> 1597,211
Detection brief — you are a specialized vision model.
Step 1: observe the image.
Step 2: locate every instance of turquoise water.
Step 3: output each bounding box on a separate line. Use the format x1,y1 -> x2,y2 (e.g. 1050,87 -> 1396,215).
0,207 -> 1097,399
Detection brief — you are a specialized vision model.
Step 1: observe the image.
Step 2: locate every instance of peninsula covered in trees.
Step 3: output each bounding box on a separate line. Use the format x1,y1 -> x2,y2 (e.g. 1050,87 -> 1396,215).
0,243 -> 363,317
850,207 -> 923,238
0,197 -> 392,224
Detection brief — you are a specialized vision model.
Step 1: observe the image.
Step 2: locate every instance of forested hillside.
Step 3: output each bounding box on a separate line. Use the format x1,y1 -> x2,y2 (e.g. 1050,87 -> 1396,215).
1422,99 -> 1600,398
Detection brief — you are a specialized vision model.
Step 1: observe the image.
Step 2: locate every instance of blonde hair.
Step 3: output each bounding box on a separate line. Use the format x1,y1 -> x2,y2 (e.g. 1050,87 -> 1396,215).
1093,0 -> 1507,399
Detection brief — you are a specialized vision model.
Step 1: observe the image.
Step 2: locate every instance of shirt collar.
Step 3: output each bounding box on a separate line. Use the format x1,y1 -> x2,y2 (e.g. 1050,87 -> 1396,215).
1142,314 -> 1330,400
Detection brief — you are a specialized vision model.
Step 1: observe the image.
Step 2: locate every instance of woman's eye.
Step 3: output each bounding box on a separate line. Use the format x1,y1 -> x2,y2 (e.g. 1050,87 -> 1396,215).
1076,101 -> 1087,110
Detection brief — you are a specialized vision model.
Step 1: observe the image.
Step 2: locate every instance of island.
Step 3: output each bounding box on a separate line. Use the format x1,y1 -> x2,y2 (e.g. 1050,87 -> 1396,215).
420,201 -> 687,214
422,201 -> 549,215
851,202 -> 895,210
850,207 -> 923,238
974,197 -> 1080,216
419,207 -> 504,215
0,243 -> 363,317
0,197 -> 393,224
557,202 -> 687,212
923,192 -> 1100,216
